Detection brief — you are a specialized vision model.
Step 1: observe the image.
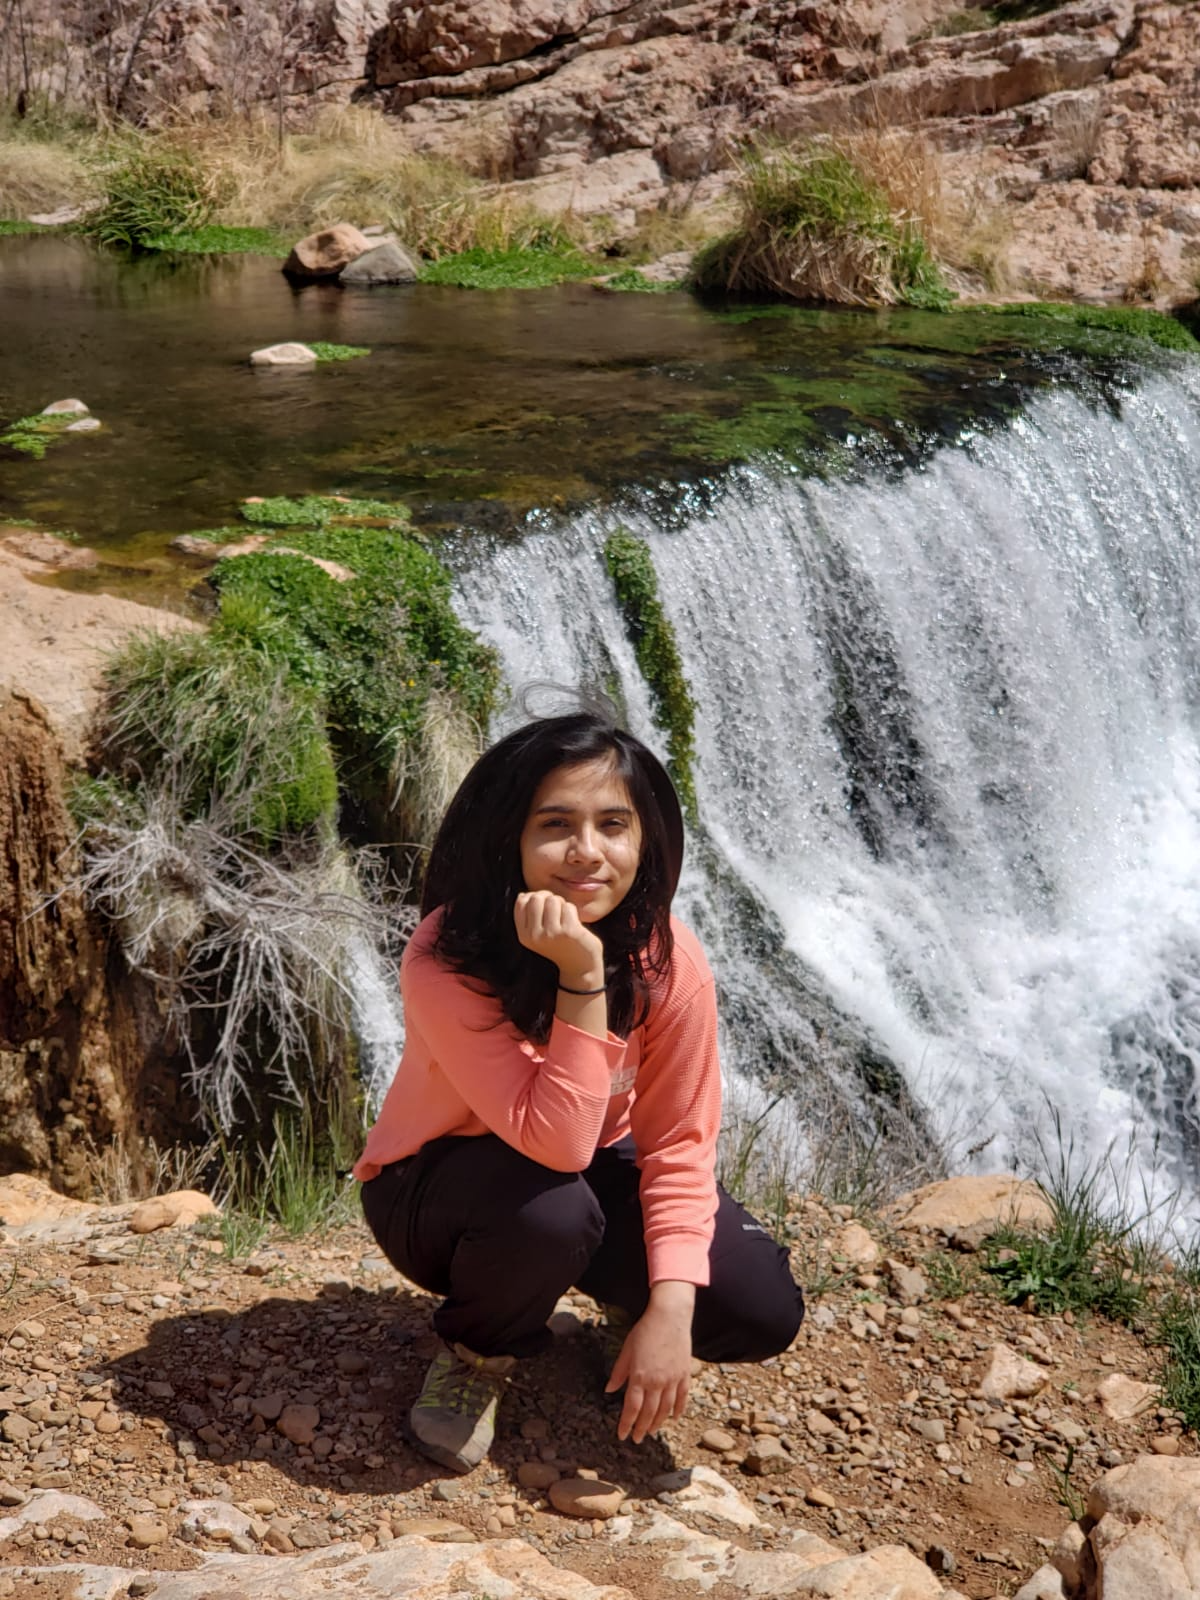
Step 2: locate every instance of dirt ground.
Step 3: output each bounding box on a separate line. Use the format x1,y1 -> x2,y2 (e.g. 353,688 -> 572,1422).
0,1194 -> 1184,1600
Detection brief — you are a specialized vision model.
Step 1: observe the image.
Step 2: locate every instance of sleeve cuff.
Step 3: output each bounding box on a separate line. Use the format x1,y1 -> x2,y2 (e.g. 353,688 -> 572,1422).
647,1233 -> 713,1288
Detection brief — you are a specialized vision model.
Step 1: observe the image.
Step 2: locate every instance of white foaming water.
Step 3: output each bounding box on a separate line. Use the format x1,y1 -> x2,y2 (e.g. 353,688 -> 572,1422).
451,364 -> 1200,1213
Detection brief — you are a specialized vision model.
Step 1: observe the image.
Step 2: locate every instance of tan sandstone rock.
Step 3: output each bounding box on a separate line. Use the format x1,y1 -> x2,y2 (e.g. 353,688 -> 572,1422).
1094,1372 -> 1158,1422
282,223 -> 372,279
832,1221 -> 879,1266
887,1175 -> 1053,1236
548,1477 -> 625,1519
978,1343 -> 1049,1402
128,1190 -> 218,1234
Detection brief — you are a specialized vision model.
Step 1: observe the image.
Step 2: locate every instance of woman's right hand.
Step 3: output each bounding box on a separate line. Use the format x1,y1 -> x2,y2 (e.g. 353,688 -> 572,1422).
514,890 -> 604,989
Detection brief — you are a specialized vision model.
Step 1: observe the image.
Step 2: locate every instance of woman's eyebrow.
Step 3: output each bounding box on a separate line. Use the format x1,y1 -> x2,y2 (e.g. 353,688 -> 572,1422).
533,803 -> 635,816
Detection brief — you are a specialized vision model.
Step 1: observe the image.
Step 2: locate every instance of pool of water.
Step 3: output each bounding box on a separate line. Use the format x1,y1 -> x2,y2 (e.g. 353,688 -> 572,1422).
0,236 -> 1152,571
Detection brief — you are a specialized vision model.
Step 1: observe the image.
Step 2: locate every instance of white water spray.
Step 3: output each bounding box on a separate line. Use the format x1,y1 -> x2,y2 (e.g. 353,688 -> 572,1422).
451,364 -> 1200,1215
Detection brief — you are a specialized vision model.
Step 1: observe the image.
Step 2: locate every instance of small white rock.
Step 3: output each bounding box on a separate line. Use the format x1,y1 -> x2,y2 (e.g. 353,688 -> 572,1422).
249,343 -> 318,367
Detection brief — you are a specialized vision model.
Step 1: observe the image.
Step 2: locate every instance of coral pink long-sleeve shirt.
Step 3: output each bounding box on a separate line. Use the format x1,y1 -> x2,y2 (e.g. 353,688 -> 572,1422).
353,910 -> 722,1286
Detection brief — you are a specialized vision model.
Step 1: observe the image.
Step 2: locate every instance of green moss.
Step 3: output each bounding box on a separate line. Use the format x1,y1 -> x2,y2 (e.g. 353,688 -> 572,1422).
211,522 -> 500,808
419,245 -> 598,290
308,342 -> 371,362
139,225 -> 291,256
603,528 -> 698,822
984,301 -> 1200,353
0,411 -> 78,459
601,268 -> 678,294
239,494 -> 410,529
0,220 -> 40,237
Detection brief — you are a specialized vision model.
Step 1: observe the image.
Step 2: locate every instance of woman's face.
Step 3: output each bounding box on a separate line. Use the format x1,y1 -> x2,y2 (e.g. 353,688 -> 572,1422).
519,757 -> 643,923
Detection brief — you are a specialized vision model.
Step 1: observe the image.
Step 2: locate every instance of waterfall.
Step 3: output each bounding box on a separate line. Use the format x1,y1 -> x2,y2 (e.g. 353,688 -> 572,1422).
450,361 -> 1200,1217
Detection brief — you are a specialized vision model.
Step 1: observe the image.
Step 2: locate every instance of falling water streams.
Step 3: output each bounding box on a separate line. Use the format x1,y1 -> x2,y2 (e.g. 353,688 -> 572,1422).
450,364 -> 1200,1219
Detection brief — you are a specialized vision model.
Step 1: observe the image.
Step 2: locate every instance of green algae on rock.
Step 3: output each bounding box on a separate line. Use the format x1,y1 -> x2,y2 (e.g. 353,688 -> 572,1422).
1,410 -> 83,459
419,244 -> 598,290
983,301 -> 1200,354
308,342 -> 371,362
603,528 -> 698,822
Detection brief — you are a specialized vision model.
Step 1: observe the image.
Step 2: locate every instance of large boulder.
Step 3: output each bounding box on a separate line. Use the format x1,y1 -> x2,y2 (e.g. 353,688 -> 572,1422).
1032,1456 -> 1200,1599
340,238 -> 420,283
283,223 -> 373,279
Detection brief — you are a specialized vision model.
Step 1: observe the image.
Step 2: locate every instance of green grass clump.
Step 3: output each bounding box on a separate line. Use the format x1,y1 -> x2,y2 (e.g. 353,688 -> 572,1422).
420,244 -> 598,290
986,301 -> 1200,353
214,1099 -> 361,1245
0,219 -> 40,237
99,632 -> 338,847
0,411 -> 78,459
82,148 -> 222,251
602,268 -> 678,294
982,1122 -> 1153,1323
211,513 -> 500,809
239,494 -> 408,529
603,528 -> 698,822
1159,1293 -> 1200,1432
139,224 -> 290,255
308,342 -> 371,362
692,142 -> 953,311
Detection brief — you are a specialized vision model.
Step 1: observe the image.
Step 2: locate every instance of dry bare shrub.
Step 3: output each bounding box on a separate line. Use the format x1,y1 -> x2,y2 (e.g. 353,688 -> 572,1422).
0,129 -> 94,211
81,1128 -> 219,1203
388,685 -> 483,853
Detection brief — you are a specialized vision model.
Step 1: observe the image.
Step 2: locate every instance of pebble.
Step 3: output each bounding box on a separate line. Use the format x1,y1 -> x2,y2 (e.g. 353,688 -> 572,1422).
805,1487 -> 838,1509
1151,1435 -> 1182,1455
126,1515 -> 169,1548
744,1436 -> 790,1476
549,1478 -> 625,1519
518,1462 -> 561,1490
700,1428 -> 736,1452
276,1403 -> 320,1445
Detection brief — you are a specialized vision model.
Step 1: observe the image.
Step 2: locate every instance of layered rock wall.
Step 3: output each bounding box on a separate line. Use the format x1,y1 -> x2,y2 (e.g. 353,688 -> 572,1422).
0,543 -> 200,1193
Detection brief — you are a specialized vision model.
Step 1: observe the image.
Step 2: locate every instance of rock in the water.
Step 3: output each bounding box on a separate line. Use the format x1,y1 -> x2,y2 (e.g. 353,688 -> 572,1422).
978,1343 -> 1048,1402
283,223 -> 373,279
250,343 -> 318,366
65,418 -> 102,433
339,239 -> 419,284
548,1476 -> 625,1519
41,398 -> 89,416
128,1191 -> 218,1234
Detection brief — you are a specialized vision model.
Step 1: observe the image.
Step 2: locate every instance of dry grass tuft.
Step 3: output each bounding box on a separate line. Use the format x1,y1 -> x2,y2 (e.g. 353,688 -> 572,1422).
694,137 -> 953,308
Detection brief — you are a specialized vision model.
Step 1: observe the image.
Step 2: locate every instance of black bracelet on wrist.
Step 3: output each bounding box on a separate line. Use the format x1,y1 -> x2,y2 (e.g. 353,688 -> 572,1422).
557,982 -> 607,996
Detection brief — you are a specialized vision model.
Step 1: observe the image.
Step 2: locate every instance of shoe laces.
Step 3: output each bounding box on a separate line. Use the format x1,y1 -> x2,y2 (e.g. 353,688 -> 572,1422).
418,1346 -> 511,1416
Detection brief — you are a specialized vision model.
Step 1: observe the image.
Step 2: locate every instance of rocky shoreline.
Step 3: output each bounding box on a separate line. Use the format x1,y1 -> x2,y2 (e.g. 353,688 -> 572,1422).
0,1172 -> 1189,1600
8,0 -> 1200,307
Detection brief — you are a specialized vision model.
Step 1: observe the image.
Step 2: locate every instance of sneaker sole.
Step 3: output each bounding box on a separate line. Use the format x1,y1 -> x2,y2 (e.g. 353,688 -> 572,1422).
402,1416 -> 482,1476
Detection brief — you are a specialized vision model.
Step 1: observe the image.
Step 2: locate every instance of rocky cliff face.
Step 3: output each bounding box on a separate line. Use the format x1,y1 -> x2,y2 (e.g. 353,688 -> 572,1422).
374,0 -> 1200,304
0,542 -> 200,1193
8,1 -> 1198,303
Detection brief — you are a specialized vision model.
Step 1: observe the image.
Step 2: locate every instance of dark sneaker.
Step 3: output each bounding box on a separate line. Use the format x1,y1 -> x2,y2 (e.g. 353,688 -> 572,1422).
409,1341 -> 516,1473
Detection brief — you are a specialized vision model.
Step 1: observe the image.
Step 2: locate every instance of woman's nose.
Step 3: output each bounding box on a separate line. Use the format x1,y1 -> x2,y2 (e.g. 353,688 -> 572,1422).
567,826 -> 601,860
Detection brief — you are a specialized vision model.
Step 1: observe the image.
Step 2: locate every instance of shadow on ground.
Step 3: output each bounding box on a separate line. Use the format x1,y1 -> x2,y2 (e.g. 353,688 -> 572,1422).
104,1281 -> 676,1496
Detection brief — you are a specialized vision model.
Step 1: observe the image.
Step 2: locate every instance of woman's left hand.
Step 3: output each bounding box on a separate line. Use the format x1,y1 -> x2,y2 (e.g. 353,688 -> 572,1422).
606,1282 -> 695,1443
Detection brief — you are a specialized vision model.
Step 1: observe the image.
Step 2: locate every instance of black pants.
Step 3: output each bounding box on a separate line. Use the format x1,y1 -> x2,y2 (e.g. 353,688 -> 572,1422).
361,1134 -> 805,1361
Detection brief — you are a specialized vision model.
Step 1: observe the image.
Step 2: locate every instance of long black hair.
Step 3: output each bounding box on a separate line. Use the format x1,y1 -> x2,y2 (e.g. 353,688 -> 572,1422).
421,710 -> 684,1041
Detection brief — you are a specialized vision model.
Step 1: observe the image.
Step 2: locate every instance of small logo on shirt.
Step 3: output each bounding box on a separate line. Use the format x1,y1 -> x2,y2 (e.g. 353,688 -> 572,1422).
610,1066 -> 637,1097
